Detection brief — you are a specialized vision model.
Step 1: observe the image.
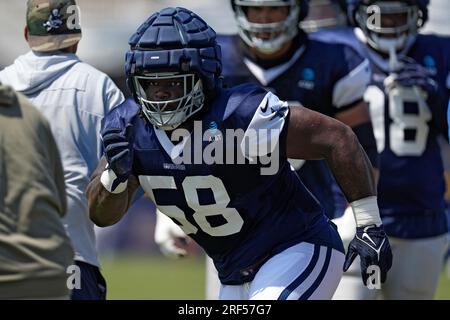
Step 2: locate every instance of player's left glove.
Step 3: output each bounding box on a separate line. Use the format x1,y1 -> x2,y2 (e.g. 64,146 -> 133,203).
385,56 -> 438,98
343,224 -> 393,286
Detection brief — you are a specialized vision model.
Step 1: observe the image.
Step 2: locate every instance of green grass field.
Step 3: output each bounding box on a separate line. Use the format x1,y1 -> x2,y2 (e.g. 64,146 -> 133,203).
100,255 -> 450,300
101,255 -> 206,300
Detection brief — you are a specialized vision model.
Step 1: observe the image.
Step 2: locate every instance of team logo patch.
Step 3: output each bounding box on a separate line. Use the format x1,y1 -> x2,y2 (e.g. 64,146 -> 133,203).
209,121 -> 218,132
207,121 -> 222,142
43,9 -> 63,32
423,55 -> 437,75
298,68 -> 315,90
303,68 -> 315,81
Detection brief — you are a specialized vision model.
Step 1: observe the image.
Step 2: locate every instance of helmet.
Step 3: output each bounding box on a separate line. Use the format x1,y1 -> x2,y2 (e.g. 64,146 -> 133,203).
230,0 -> 309,54
300,0 -> 348,32
345,0 -> 429,53
126,7 -> 222,130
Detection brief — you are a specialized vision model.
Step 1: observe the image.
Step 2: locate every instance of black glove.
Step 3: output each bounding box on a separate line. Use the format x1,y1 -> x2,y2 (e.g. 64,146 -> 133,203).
101,124 -> 134,191
343,225 -> 393,286
387,56 -> 438,98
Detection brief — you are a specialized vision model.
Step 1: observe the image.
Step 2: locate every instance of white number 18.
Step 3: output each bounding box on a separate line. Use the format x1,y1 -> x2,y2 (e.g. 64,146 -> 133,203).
365,85 -> 432,156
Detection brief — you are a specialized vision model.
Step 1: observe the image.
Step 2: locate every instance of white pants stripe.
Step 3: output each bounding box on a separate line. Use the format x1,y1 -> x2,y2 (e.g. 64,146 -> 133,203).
219,242 -> 344,300
278,244 -> 326,299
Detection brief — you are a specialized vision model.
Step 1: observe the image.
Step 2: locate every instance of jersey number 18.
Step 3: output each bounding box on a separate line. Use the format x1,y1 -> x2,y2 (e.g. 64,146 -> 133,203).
365,85 -> 432,156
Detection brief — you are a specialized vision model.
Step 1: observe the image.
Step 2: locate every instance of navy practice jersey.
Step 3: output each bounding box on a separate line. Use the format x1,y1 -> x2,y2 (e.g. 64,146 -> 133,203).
313,28 -> 450,238
218,34 -> 370,219
101,84 -> 344,285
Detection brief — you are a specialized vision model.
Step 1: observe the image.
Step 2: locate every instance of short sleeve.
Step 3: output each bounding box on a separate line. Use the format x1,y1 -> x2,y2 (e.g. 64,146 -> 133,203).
332,46 -> 371,110
239,91 -> 290,160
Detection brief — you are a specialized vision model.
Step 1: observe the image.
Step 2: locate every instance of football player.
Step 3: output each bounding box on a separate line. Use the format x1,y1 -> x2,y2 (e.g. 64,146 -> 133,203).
330,0 -> 450,300
87,7 -> 392,300
222,0 -> 380,222
154,0 -> 379,299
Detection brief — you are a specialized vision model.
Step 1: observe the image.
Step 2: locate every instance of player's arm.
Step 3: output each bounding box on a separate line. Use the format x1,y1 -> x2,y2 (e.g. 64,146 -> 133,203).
286,105 -> 392,285
87,156 -> 140,227
87,102 -> 139,227
287,105 -> 376,203
330,44 -> 379,179
334,100 -> 379,181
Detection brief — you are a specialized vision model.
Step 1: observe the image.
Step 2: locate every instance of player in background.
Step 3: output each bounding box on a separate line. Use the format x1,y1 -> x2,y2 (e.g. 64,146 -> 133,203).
0,0 -> 125,299
87,7 -> 392,300
329,0 -> 450,299
153,0 -> 379,299
293,0 -> 450,298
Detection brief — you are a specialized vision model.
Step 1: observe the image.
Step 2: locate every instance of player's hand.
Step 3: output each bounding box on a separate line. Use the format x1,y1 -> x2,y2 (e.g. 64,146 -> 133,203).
343,225 -> 393,286
154,210 -> 190,259
101,124 -> 134,192
100,124 -> 133,194
385,56 -> 438,97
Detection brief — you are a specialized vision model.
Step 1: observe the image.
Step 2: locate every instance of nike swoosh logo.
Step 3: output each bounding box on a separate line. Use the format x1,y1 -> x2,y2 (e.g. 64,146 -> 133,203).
260,99 -> 269,113
362,232 -> 376,247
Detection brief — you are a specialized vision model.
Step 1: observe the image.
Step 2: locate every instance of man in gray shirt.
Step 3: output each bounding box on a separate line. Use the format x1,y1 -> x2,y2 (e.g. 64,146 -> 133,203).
0,84 -> 74,299
0,0 -> 125,299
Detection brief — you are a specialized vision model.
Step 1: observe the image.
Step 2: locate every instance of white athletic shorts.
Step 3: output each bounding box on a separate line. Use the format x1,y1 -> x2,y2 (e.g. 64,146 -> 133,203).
218,242 -> 345,300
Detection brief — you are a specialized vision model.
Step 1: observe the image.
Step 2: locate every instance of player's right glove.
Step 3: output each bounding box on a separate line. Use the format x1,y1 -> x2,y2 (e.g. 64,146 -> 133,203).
343,224 -> 393,286
154,210 -> 190,259
100,124 -> 134,194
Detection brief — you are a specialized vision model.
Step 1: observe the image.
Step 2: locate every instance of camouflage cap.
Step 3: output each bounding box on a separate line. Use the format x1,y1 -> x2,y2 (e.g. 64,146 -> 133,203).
26,0 -> 82,52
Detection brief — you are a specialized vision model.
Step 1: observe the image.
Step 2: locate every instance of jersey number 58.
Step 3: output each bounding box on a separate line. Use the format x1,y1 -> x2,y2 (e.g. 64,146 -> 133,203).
140,175 -> 244,237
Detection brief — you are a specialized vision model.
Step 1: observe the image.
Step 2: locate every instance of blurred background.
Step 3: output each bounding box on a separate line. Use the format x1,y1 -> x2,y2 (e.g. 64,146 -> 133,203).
0,0 -> 449,299
0,0 -> 237,95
